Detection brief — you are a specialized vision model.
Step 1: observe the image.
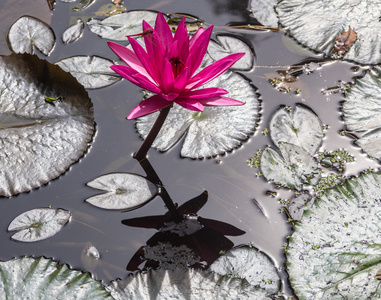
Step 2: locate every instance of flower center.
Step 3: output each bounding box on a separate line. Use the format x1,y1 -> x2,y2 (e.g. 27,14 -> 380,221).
169,56 -> 185,78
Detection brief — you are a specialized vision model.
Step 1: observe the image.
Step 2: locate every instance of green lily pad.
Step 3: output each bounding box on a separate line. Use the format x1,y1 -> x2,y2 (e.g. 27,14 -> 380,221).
62,19 -> 84,44
277,1 -> 381,64
0,257 -> 111,299
249,0 -> 278,27
260,142 -> 321,190
8,208 -> 71,242
88,10 -> 158,41
8,16 -> 55,56
0,54 -> 94,197
56,55 -> 121,89
86,173 -> 158,210
270,104 -> 323,155
136,71 -> 260,158
287,172 -> 381,298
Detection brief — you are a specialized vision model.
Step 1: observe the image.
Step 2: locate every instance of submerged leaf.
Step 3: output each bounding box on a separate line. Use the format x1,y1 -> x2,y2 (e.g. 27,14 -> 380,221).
72,0 -> 95,11
81,241 -> 101,271
210,246 -> 280,298
56,56 -> 121,89
8,16 -> 55,55
269,104 -> 323,155
287,172 -> 381,298
88,10 -> 158,41
0,54 -> 94,197
8,208 -> 71,242
208,35 -> 255,70
249,0 -> 278,27
62,19 -> 84,44
261,142 -> 320,190
277,1 -> 381,64
86,173 -> 158,210
136,71 -> 260,158
0,257 -> 111,299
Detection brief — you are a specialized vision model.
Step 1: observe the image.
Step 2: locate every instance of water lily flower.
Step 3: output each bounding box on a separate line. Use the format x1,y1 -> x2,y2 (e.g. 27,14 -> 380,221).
108,12 -> 245,120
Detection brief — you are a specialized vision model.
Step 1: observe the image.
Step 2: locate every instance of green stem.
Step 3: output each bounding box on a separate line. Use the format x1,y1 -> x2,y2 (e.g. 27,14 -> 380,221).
133,105 -> 171,161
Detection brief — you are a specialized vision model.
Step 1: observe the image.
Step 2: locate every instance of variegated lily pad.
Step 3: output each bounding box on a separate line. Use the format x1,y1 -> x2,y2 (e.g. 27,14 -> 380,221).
8,208 -> 71,242
277,0 -> 381,64
88,10 -> 158,41
249,0 -> 278,27
0,257 -> 111,299
62,19 -> 84,44
287,172 -> 381,298
0,54 -> 94,197
343,67 -> 381,160
136,71 -> 260,158
86,173 -> 158,210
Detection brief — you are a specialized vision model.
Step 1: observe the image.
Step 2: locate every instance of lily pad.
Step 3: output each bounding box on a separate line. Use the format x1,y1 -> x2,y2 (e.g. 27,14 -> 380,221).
260,142 -> 321,190
88,10 -> 158,41
56,56 -> 121,89
0,54 -> 94,197
343,67 -> 381,160
0,257 -> 111,299
210,246 -> 280,298
86,173 -> 158,210
107,267 -> 273,299
208,35 -> 255,71
72,0 -> 95,11
269,104 -> 323,155
62,19 -> 84,44
249,0 -> 278,27
8,208 -> 71,242
136,71 -> 260,158
287,172 -> 381,298
277,1 -> 381,64
8,16 -> 55,56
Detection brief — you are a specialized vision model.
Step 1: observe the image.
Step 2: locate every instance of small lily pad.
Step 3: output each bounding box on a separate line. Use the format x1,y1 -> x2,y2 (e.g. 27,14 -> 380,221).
8,208 -> 71,242
86,173 -> 158,210
56,56 -> 121,89
250,0 -> 278,27
0,257 -> 111,299
0,54 -> 94,197
208,35 -> 255,71
72,0 -> 95,11
88,10 -> 158,41
287,172 -> 381,298
136,71 -> 260,158
261,142 -> 321,190
8,16 -> 55,56
270,104 -> 323,155
62,19 -> 84,44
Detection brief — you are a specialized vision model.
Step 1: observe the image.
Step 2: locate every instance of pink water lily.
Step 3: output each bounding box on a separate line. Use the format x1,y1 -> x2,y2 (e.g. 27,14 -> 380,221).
108,12 -> 245,120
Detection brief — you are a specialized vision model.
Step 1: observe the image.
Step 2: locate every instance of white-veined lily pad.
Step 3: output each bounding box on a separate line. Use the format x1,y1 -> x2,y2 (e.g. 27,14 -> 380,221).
0,257 -> 111,299
249,0 -> 278,27
107,267 -> 273,299
270,104 -> 323,155
136,71 -> 260,158
86,173 -> 158,210
0,54 -> 94,197
277,1 -> 381,64
261,142 -> 321,190
208,35 -> 255,71
287,172 -> 381,298
62,19 -> 84,44
88,10 -> 158,41
210,246 -> 280,298
8,208 -> 71,242
56,56 -> 121,89
8,16 -> 55,56
343,67 -> 381,160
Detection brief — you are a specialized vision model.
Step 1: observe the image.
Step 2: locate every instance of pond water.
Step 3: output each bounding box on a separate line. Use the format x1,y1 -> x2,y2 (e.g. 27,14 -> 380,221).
0,0 -> 379,298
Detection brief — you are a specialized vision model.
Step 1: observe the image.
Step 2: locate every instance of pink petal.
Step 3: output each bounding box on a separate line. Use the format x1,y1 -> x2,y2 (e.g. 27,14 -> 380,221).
187,52 -> 245,90
127,94 -> 171,119
160,58 -> 174,93
142,21 -> 165,73
175,98 -> 204,111
160,93 -> 179,101
197,96 -> 245,106
183,87 -> 228,99
188,25 -> 213,76
108,41 -> 153,81
154,12 -> 173,50
111,65 -> 161,94
173,18 -> 189,62
173,67 -> 190,92
189,27 -> 204,48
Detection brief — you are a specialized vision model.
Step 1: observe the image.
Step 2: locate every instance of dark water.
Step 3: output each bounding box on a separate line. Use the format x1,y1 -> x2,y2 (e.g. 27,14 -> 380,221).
0,0 -> 378,298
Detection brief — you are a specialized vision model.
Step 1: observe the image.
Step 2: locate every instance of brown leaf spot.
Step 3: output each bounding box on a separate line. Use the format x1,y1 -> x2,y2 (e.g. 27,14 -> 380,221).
331,26 -> 358,59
